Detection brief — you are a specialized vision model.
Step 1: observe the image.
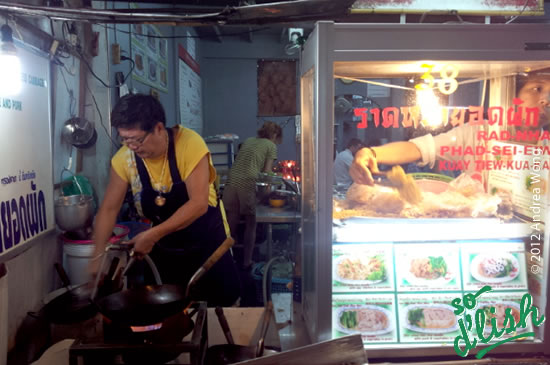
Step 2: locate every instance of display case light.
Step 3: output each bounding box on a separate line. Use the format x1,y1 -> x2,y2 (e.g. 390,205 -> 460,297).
416,88 -> 443,128
0,23 -> 21,95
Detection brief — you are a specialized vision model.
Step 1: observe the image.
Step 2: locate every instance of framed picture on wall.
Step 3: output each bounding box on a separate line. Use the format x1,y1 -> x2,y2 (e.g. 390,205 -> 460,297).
257,60 -> 297,117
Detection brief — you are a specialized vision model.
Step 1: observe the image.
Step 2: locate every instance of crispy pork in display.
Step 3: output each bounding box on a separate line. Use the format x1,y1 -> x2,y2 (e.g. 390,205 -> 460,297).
334,173 -> 511,219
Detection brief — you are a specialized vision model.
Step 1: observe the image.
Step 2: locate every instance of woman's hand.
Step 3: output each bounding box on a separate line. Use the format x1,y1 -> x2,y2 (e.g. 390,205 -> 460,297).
349,147 -> 379,185
125,229 -> 159,257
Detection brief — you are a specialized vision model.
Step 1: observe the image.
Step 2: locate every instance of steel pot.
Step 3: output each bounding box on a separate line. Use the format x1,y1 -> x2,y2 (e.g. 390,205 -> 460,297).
256,182 -> 278,203
54,194 -> 94,232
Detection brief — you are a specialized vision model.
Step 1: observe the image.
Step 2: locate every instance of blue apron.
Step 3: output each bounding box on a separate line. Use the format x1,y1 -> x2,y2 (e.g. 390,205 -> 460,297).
134,127 -> 240,306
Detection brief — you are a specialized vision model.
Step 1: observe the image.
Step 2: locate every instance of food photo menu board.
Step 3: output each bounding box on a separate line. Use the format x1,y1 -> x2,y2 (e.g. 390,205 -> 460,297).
332,244 -> 394,293
461,240 -> 528,291
332,240 -> 529,345
466,291 -> 534,342
398,293 -> 460,343
130,4 -> 169,93
395,243 -> 462,292
332,294 -> 398,343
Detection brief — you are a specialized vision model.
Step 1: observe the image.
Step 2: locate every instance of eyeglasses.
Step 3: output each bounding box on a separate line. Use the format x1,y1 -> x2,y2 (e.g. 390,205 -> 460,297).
118,130 -> 151,147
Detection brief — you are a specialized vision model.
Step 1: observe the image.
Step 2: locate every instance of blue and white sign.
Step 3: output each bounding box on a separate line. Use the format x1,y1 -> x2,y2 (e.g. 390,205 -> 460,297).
0,42 -> 53,261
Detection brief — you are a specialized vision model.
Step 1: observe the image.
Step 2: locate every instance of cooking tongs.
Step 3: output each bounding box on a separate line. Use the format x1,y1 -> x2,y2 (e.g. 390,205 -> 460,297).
372,166 -> 422,204
371,170 -> 396,188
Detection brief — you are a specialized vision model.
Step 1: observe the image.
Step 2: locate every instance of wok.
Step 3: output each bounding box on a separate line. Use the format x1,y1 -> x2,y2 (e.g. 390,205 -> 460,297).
43,260 -> 118,324
94,237 -> 235,327
204,302 -> 274,365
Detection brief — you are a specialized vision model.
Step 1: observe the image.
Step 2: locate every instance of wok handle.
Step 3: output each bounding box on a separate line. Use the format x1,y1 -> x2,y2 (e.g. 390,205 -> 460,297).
215,306 -> 235,345
185,237 -> 234,297
203,237 -> 234,272
256,301 -> 273,358
54,263 -> 71,287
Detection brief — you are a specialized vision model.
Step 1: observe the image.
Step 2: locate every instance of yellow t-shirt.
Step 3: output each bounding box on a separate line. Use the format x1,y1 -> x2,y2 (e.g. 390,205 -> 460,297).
111,126 -> 219,217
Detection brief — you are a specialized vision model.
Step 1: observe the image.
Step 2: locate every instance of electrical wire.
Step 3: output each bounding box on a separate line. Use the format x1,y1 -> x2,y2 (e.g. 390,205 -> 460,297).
95,23 -> 272,39
77,48 -> 135,88
57,66 -> 76,117
84,79 -> 120,149
505,0 -> 531,24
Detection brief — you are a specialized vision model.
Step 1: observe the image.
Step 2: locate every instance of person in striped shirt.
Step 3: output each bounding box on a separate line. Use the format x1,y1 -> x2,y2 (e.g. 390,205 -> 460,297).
223,121 -> 282,270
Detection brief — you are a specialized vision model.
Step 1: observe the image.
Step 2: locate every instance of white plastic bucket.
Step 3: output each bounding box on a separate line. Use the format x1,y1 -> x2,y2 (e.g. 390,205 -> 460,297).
61,224 -> 129,285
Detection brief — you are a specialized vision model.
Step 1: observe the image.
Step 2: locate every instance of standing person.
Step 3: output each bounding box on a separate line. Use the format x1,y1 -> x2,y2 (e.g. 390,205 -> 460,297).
333,138 -> 364,187
350,72 -> 550,185
223,121 -> 282,271
90,94 -> 240,307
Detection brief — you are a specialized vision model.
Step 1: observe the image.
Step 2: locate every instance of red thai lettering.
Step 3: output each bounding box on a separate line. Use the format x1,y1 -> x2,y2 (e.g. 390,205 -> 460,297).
507,98 -> 524,126
370,108 -> 381,127
468,106 -> 484,125
450,108 -> 466,127
382,107 -> 400,128
400,106 -> 421,128
524,107 -> 539,127
487,106 -> 503,126
354,108 -> 368,129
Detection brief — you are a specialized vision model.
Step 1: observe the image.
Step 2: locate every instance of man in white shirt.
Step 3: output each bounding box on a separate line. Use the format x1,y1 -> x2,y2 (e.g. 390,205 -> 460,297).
334,138 -> 364,187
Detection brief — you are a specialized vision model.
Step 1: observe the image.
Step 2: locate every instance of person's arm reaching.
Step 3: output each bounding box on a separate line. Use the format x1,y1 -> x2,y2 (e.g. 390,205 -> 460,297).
127,154 -> 211,256
263,158 -> 273,173
90,167 -> 128,275
263,141 -> 277,173
349,141 -> 422,185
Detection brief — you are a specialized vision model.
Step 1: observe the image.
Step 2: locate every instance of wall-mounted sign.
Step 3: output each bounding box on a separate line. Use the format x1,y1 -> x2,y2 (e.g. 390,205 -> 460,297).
130,3 -> 169,93
0,42 -> 54,261
351,0 -> 544,16
178,44 -> 203,135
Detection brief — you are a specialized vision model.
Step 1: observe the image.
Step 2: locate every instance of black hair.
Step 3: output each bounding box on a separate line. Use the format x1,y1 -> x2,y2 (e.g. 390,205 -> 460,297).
516,69 -> 550,93
346,138 -> 363,149
111,94 -> 166,131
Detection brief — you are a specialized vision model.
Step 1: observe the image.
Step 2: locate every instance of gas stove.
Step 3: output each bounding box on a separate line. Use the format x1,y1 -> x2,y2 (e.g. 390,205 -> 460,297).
69,302 -> 207,365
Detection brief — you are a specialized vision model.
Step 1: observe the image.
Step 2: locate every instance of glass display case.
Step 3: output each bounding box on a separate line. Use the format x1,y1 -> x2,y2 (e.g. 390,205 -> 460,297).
299,21 -> 550,360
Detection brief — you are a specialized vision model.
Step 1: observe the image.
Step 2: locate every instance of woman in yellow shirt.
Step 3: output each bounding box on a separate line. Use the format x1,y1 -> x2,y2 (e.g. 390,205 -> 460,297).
91,94 -> 240,307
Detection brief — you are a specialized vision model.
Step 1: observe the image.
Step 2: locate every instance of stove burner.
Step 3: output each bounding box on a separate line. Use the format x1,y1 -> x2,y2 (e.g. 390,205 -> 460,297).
130,322 -> 163,332
69,302 -> 207,365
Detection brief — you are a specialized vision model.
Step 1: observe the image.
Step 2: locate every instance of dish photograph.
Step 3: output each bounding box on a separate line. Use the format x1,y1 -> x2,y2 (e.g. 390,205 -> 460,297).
148,58 -> 157,81
470,253 -> 520,283
336,305 -> 393,336
334,255 -> 386,285
147,27 -> 156,51
403,304 -> 458,334
406,256 -> 453,285
134,52 -> 144,76
477,301 -> 525,333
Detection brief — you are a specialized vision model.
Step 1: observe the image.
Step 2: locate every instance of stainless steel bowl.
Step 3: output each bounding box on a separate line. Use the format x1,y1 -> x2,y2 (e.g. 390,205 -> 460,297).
256,182 -> 279,202
54,195 -> 94,232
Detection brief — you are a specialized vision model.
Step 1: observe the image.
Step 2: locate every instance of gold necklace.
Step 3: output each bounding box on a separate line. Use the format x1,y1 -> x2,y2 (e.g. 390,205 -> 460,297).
142,131 -> 169,207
